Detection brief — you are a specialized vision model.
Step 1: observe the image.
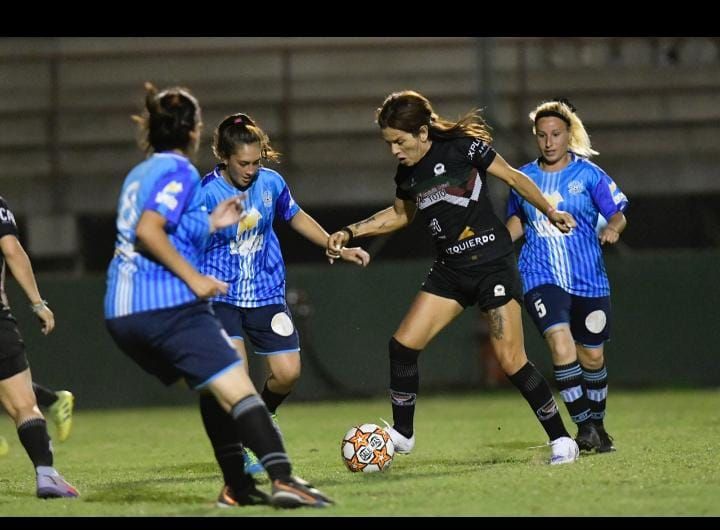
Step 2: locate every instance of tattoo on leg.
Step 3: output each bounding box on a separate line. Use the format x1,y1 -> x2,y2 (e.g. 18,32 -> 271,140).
488,308 -> 504,340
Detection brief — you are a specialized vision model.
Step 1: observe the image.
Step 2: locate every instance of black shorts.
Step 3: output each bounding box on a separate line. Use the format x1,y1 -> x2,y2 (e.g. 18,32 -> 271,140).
421,253 -> 523,311
524,284 -> 611,347
0,315 -> 29,380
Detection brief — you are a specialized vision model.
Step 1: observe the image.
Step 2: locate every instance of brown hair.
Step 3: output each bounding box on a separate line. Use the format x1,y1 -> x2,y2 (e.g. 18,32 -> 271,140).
376,90 -> 492,143
212,113 -> 281,163
132,82 -> 201,154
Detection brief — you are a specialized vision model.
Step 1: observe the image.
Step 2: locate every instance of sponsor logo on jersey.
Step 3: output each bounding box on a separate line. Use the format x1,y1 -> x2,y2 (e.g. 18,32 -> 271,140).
444,230 -> 496,255
544,190 -> 564,210
531,219 -> 567,238
0,207 -> 17,225
155,180 -> 183,210
458,226 -> 475,240
467,138 -> 488,160
417,183 -> 449,209
433,163 -> 446,176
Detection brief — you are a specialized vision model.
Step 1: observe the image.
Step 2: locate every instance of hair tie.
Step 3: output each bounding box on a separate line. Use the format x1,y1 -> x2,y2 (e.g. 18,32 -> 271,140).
234,117 -> 243,125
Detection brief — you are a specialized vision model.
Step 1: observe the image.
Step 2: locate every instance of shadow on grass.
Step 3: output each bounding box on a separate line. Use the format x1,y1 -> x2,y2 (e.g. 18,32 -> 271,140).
318,450 -> 537,487
83,461 -> 219,504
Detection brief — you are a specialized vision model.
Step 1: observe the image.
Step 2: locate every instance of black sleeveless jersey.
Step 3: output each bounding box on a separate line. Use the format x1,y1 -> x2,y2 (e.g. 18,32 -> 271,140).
394,136 -> 514,266
0,196 -> 19,313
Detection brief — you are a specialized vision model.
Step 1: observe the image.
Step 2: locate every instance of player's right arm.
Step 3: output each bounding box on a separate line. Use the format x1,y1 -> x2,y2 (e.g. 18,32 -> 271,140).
0,234 -> 55,335
327,198 -> 415,253
136,210 -> 228,299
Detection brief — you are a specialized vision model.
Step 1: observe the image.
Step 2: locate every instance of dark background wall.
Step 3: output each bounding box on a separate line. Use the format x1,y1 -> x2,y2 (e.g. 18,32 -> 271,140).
10,251 -> 719,409
1,37 -> 718,409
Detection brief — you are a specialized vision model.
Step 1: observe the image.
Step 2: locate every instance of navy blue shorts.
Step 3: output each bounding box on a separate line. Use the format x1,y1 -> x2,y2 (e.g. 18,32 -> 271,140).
105,300 -> 242,390
524,284 -> 611,347
212,302 -> 300,355
421,253 -> 523,311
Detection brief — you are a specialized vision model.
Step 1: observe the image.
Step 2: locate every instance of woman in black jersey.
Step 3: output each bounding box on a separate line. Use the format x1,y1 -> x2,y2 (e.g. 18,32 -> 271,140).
327,90 -> 580,464
0,195 -> 78,497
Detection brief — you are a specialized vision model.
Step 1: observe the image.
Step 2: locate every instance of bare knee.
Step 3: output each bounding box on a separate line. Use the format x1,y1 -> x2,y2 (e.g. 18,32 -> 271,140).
494,346 -> 528,374
550,340 -> 577,364
577,345 -> 604,369
267,356 -> 301,392
4,399 -> 42,424
271,364 -> 301,389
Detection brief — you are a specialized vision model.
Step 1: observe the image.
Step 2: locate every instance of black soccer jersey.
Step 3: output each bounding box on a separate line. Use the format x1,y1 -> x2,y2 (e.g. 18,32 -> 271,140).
0,196 -> 19,312
394,136 -> 514,265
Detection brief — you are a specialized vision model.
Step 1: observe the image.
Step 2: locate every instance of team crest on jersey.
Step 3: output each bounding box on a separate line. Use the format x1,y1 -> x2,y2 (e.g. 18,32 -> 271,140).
262,189 -> 272,208
567,180 -> 584,195
433,163 -> 446,176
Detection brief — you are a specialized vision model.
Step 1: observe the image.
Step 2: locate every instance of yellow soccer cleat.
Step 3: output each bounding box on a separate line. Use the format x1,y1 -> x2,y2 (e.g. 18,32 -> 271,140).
48,391 -> 74,442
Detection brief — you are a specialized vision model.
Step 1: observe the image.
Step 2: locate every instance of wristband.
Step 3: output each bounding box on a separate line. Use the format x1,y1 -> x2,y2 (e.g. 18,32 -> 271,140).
30,300 -> 49,314
341,227 -> 354,243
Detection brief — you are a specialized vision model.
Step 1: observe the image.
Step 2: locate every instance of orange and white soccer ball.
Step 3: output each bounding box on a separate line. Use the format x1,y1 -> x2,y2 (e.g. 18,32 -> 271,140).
341,423 -> 395,473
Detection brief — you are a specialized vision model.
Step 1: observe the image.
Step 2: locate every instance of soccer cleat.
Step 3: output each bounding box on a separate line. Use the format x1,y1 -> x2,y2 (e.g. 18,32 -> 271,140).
595,425 -> 616,453
36,468 -> 79,499
549,436 -> 580,465
270,476 -> 333,508
48,390 -> 74,443
575,422 -> 601,452
380,419 -> 415,454
216,483 -> 271,508
243,447 -> 264,475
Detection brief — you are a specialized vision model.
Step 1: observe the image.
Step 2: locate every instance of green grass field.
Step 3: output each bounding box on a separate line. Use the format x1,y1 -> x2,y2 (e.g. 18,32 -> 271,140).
0,389 -> 718,516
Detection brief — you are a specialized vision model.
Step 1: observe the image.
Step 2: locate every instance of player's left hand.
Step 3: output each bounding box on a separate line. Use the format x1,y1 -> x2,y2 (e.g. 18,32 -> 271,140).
599,226 -> 620,245
35,305 -> 55,335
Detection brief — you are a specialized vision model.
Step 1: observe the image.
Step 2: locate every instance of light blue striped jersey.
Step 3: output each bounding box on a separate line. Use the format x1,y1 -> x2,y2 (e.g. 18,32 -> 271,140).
506,153 -> 628,297
104,152 -> 210,318
199,165 -> 300,307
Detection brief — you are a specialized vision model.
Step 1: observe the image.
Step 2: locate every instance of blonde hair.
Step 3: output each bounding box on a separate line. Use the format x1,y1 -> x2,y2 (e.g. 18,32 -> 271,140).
529,100 -> 598,158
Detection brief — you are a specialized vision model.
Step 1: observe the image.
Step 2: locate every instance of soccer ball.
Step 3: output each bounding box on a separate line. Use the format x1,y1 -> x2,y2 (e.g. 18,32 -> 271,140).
341,423 -> 394,473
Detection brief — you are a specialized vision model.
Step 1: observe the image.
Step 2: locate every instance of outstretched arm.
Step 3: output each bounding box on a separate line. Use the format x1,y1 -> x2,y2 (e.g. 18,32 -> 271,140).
290,209 -> 370,267
327,198 -> 416,258
488,154 -> 576,233
0,234 -> 54,335
290,209 -> 333,247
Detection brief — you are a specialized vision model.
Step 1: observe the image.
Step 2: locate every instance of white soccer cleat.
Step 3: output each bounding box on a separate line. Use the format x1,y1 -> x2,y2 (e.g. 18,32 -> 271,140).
381,419 -> 415,454
549,436 -> 580,465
